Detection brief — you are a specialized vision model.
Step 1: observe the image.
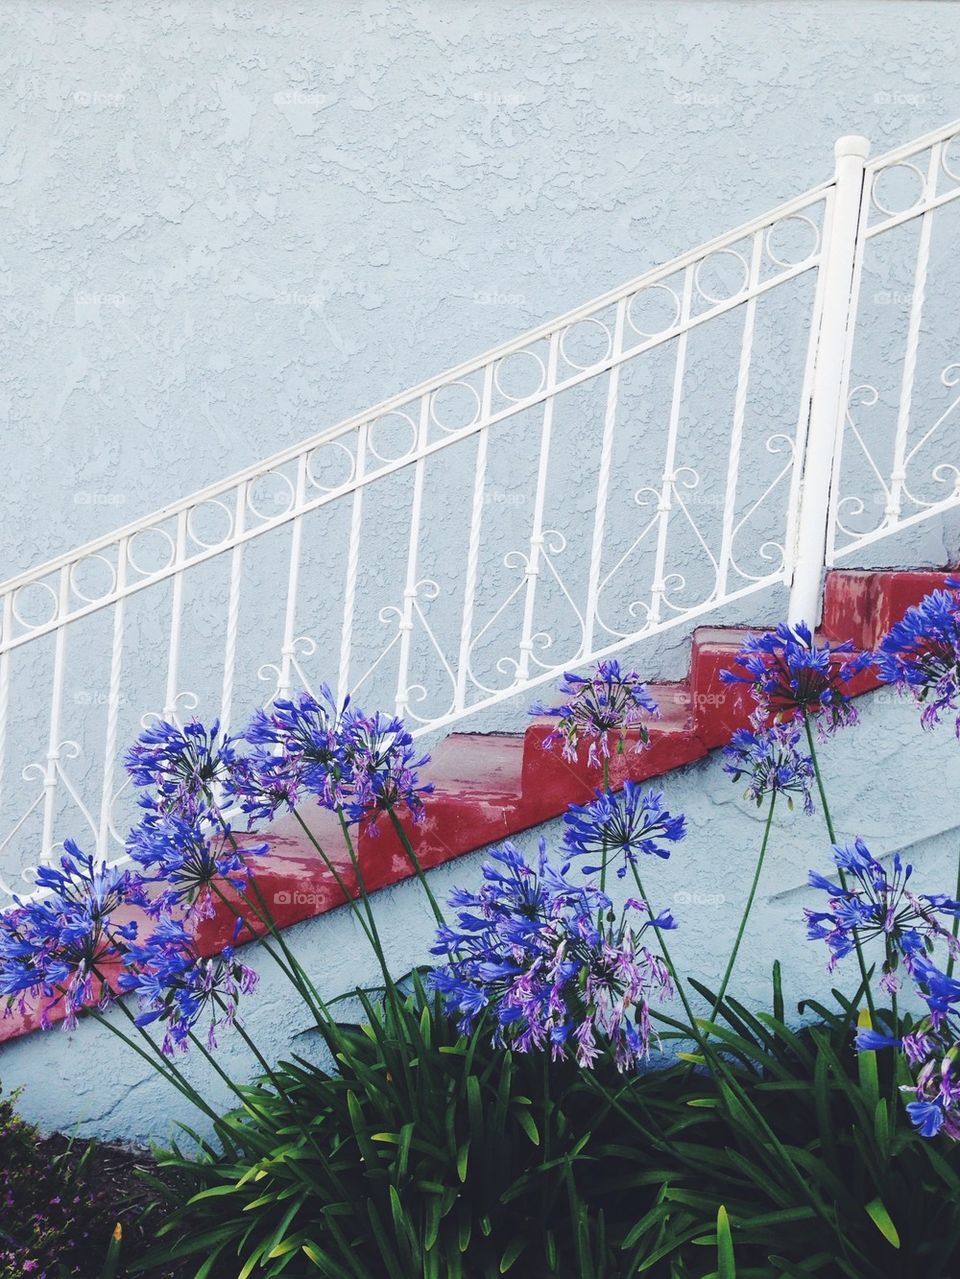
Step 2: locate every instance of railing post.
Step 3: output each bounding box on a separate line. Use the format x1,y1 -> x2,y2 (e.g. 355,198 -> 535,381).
788,134 -> 869,625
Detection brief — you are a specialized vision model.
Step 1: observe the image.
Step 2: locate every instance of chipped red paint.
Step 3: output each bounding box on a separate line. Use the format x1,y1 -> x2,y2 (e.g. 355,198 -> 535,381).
1,569 -> 952,1046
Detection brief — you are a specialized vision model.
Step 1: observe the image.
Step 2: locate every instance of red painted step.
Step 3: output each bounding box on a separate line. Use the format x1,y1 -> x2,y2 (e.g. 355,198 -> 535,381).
0,569 -> 953,1045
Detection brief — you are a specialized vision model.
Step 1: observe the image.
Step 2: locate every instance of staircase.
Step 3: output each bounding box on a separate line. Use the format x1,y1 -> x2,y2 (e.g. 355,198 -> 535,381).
1,117 -> 959,934
1,566 -> 951,1045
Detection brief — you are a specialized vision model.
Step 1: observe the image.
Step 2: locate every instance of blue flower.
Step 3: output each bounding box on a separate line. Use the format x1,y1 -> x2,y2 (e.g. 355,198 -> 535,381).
532,660 -> 660,766
242,688 -> 349,808
562,783 -> 685,877
0,841 -> 145,1029
875,582 -> 960,734
805,839 -> 960,988
854,1027 -> 901,1052
723,714 -> 814,812
340,710 -> 433,831
721,621 -> 868,734
429,840 -> 673,1072
124,719 -> 237,819
126,814 -> 268,919
907,1099 -> 946,1138
120,918 -> 258,1055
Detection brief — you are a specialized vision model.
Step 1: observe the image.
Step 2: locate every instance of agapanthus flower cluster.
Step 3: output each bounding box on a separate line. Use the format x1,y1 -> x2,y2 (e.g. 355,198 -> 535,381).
805,838 -> 960,988
563,782 -> 686,877
341,711 -> 433,832
120,916 -> 258,1054
229,690 -> 433,832
429,841 -> 674,1072
854,957 -> 960,1139
124,719 -> 238,820
126,812 -> 268,919
723,713 -> 814,813
241,688 -> 348,809
531,660 -> 660,766
875,580 -> 960,735
0,842 -> 144,1029
721,621 -> 868,736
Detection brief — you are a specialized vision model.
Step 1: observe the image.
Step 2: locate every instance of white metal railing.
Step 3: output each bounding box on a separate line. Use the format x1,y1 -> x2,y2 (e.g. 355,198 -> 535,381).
828,120 -> 960,563
1,119 -> 958,902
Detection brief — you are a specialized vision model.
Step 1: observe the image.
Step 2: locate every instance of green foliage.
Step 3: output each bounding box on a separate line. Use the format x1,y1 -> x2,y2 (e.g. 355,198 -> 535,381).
138,974 -> 637,1278
586,970 -> 960,1277
141,969 -> 960,1278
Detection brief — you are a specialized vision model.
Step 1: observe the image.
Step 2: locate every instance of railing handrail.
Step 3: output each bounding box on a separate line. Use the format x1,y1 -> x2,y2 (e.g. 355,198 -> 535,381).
0,177 -> 835,598
862,114 -> 960,171
3,118 -> 956,603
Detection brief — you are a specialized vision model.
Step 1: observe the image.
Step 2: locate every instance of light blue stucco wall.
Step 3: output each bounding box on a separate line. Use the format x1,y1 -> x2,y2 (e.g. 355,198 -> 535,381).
2,0 -> 960,890
2,683 -> 958,1144
2,0 -> 960,578
2,2 -> 960,1139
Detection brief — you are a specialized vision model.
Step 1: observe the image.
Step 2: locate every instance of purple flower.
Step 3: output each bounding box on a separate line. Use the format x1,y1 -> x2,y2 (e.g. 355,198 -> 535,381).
875,581 -> 960,734
242,688 -> 349,808
562,783 -> 685,877
124,719 -> 237,820
120,916 -> 258,1055
222,754 -> 300,824
126,813 -> 268,918
0,841 -> 145,1029
531,660 -> 660,766
340,711 -> 433,831
429,841 -> 673,1072
723,713 -> 814,813
805,838 -> 960,987
720,621 -> 868,734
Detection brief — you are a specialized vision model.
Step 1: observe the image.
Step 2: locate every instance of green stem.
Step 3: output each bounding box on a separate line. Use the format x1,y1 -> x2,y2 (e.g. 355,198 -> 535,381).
208,878 -> 326,1029
291,808 -> 379,947
386,807 -> 445,927
884,937 -> 901,1120
803,714 -> 876,1021
335,809 -> 395,991
333,809 -> 417,1094
948,842 -> 960,980
206,798 -> 330,1027
597,757 -> 611,932
87,1007 -> 221,1125
629,863 -> 699,1041
708,793 -> 776,1027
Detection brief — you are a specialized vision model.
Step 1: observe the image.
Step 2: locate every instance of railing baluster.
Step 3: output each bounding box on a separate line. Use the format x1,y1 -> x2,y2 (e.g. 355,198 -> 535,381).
163,511 -> 189,722
395,396 -> 430,718
454,365 -> 494,714
219,484 -> 246,731
789,136 -> 869,623
886,142 -> 941,528
516,332 -> 560,683
278,456 -> 308,700
716,233 -> 763,599
583,299 -> 627,655
650,267 -> 694,625
338,423 -> 368,709
97,542 -> 126,855
41,568 -> 70,861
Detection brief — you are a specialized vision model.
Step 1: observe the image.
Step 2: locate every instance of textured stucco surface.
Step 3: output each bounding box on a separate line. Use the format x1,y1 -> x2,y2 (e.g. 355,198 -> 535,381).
2,0 -> 960,576
2,2 -> 960,1137
2,683 -> 960,1144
